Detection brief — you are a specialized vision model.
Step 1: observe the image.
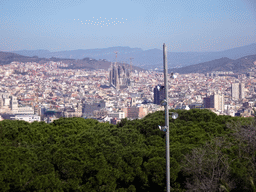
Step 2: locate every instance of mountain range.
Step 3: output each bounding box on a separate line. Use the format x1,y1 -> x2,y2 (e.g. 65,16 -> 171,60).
0,51 -> 143,71
1,43 -> 256,74
12,43 -> 256,69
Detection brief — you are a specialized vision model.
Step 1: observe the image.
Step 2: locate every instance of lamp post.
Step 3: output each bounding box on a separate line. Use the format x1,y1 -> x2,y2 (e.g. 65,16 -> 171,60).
163,43 -> 170,192
158,44 -> 178,192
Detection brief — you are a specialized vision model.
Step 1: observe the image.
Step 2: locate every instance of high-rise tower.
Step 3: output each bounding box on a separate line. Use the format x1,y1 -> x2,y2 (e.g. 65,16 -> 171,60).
204,94 -> 224,112
231,83 -> 239,100
239,83 -> 245,99
231,83 -> 244,100
210,94 -> 224,112
153,85 -> 165,105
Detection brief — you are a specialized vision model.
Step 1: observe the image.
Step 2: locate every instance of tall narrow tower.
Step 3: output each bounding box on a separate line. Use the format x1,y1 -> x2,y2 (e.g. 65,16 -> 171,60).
231,83 -> 239,100
114,51 -> 118,66
239,83 -> 245,99
114,51 -> 120,89
109,62 -> 113,86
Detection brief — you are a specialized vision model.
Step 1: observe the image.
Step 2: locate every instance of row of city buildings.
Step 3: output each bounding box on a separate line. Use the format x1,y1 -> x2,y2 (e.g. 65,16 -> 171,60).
0,60 -> 255,123
154,82 -> 244,109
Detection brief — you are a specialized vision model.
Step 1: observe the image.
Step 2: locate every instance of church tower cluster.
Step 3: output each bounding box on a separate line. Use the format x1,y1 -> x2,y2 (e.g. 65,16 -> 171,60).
109,63 -> 130,89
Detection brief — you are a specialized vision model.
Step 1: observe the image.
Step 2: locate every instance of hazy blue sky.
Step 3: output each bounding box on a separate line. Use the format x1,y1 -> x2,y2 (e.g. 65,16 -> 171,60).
0,0 -> 255,52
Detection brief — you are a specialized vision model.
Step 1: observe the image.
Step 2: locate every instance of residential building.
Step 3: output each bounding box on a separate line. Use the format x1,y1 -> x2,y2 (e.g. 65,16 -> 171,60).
204,94 -> 224,112
231,83 -> 239,100
12,115 -> 41,123
231,82 -> 244,100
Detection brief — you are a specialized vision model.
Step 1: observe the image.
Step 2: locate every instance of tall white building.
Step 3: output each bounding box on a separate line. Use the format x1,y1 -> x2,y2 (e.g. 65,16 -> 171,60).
210,94 -> 224,112
231,83 -> 244,100
231,83 -> 239,100
239,83 -> 245,99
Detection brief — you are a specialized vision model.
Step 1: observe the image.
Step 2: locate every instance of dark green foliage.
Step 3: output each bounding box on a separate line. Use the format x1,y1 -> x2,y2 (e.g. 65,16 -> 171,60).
1,109 -> 256,191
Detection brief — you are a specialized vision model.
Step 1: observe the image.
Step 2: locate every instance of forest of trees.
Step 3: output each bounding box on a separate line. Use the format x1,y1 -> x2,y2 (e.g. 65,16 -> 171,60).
1,109 -> 256,191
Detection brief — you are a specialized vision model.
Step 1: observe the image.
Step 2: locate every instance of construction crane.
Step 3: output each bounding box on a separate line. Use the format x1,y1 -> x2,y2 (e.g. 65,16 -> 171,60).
130,57 -> 134,73
114,51 -> 118,65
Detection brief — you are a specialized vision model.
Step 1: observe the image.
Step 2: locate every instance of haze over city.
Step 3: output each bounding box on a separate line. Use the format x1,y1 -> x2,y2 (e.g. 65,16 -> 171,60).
0,0 -> 256,52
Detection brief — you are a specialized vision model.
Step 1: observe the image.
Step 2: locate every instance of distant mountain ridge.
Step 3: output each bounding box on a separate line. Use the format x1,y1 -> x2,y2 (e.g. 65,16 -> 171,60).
1,50 -> 256,74
0,51 -> 143,71
172,54 -> 256,74
12,43 -> 256,69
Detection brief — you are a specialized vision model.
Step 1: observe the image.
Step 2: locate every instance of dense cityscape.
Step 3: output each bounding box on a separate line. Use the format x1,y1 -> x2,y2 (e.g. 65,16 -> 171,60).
0,58 -> 256,124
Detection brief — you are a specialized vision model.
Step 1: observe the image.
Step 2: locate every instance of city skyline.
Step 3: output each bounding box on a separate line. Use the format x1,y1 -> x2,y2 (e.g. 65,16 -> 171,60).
0,0 -> 256,52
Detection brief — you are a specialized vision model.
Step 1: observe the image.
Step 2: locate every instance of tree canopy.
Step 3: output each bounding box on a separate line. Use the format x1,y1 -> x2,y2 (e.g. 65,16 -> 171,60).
1,109 -> 256,191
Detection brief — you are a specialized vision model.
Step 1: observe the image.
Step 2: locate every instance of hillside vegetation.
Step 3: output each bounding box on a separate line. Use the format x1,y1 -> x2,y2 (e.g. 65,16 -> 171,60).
1,109 -> 256,191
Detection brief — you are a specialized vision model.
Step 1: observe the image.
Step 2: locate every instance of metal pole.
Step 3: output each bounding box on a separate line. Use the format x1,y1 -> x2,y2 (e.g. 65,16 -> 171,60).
163,43 -> 170,192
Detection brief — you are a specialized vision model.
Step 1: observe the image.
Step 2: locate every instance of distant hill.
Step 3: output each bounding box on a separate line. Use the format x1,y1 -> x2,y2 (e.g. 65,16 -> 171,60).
172,54 -> 256,74
0,51 -> 143,71
12,43 -> 256,69
0,51 -> 46,65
